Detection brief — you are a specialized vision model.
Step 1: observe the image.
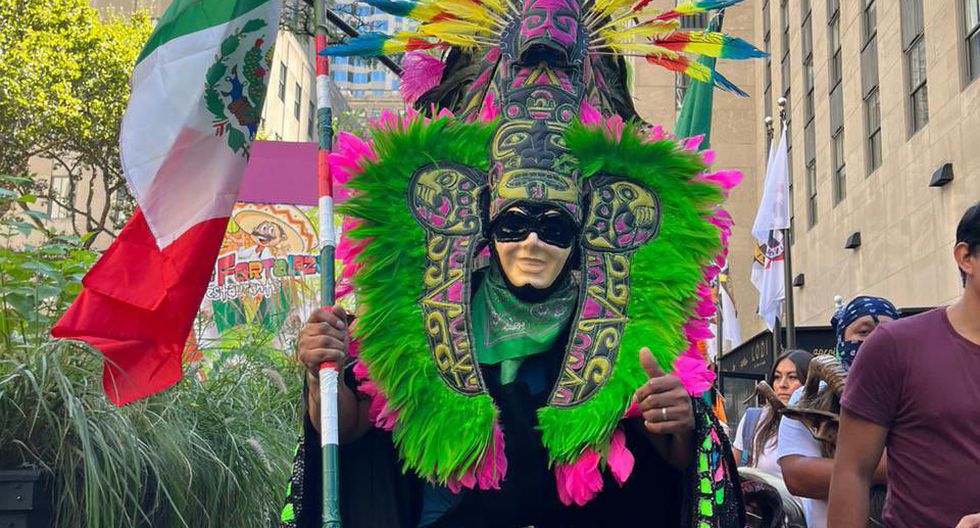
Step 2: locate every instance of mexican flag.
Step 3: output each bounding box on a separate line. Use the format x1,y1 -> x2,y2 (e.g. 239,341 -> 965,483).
53,0 -> 282,405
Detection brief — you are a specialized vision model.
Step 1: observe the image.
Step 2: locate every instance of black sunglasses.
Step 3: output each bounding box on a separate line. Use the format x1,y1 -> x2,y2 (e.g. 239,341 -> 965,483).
491,205 -> 578,248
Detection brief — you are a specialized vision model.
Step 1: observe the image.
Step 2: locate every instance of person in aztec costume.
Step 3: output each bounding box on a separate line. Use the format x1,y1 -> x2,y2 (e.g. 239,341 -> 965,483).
281,0 -> 763,526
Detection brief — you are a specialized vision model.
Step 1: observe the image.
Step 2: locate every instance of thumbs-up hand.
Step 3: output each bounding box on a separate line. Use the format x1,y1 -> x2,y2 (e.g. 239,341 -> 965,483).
632,347 -> 694,436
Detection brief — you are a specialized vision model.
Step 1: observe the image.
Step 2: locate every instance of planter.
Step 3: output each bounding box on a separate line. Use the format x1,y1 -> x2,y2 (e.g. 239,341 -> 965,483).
0,469 -> 53,528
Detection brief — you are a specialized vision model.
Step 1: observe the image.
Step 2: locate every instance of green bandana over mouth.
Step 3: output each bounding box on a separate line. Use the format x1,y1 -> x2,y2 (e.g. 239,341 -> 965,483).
472,264 -> 578,384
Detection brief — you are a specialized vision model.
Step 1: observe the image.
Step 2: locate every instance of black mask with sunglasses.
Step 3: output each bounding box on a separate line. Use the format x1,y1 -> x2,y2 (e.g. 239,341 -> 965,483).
490,204 -> 578,248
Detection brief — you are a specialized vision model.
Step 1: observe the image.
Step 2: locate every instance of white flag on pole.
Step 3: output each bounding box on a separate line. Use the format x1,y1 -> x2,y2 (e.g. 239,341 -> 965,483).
720,285 -> 741,348
751,124 -> 790,330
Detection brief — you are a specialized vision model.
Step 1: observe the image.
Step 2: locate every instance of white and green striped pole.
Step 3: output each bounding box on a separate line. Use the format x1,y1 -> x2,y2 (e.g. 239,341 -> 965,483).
314,0 -> 341,525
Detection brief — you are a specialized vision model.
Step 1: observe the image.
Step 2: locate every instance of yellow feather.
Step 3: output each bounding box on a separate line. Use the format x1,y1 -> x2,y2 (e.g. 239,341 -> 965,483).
591,0 -> 636,21
672,1 -> 704,16
661,31 -> 730,57
599,19 -> 678,42
480,0 -> 507,14
419,19 -> 491,46
682,61 -> 712,82
605,41 -> 680,57
411,3 -> 445,22
434,0 -> 494,24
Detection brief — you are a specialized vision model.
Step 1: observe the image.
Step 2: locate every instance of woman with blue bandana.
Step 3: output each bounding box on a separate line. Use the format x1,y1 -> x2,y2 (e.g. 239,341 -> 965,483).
775,295 -> 897,528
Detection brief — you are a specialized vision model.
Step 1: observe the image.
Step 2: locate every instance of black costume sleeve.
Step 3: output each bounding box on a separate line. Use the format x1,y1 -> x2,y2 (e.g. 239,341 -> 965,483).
279,366 -> 421,528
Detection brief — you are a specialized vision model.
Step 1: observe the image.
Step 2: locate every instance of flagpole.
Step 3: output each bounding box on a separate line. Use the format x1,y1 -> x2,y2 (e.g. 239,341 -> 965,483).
314,0 -> 342,525
777,96 -> 796,350
763,115 -> 782,361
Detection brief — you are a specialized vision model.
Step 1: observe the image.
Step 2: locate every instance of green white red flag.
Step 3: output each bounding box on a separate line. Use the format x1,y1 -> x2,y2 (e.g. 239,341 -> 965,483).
53,0 -> 282,405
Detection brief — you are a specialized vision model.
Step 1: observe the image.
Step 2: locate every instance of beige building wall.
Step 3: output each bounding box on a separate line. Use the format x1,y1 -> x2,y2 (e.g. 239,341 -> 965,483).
261,32 -> 319,142
631,1 -> 763,353
766,0 -> 978,332
630,1 -> 978,352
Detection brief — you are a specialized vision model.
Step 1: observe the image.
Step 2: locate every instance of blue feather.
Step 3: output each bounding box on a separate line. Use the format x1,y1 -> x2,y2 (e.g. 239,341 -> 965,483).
363,0 -> 419,18
711,69 -> 748,97
319,32 -> 389,57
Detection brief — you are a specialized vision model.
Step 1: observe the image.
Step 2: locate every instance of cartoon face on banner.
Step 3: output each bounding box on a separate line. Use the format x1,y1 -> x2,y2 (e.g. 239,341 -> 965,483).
193,203 -> 350,351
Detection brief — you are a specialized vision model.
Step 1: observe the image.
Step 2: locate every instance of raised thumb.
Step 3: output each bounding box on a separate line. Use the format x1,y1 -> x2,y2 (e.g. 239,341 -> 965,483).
640,347 -> 666,379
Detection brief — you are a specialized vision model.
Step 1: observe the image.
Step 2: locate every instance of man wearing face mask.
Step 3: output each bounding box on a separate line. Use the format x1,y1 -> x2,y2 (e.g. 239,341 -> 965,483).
776,295 -> 898,528
828,203 -> 980,528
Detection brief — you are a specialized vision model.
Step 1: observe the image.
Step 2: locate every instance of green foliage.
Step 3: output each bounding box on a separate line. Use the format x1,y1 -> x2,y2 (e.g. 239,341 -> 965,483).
0,0 -> 153,243
0,181 -> 306,527
0,342 -> 303,528
0,176 -> 96,347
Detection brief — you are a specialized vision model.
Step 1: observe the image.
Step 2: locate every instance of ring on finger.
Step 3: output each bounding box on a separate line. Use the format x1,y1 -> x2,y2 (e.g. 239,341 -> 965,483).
661,407 -> 668,422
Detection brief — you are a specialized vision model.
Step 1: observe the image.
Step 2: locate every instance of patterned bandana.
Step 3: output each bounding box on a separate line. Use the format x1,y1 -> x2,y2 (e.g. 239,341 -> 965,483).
472,263 -> 577,383
831,296 -> 900,370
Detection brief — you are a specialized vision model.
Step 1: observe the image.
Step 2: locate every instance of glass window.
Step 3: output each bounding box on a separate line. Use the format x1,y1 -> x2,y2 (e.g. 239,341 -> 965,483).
294,83 -> 302,120
865,90 -> 882,173
308,102 -> 316,140
804,59 -> 815,123
370,71 -> 385,83
680,12 -> 707,29
864,0 -> 878,42
967,0 -> 980,82
48,175 -> 70,220
806,161 -> 818,228
353,72 -> 368,83
278,63 -> 287,101
907,39 -> 929,132
832,130 -> 846,205
675,74 -> 690,111
828,10 -> 842,88
782,56 -> 791,94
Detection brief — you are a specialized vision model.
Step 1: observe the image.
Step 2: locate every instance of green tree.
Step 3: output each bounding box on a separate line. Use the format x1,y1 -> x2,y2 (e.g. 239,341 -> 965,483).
0,0 -> 152,245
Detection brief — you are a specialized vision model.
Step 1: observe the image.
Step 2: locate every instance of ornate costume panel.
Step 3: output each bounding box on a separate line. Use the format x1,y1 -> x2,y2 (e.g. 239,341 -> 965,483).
408,164 -> 488,395
549,176 -> 661,408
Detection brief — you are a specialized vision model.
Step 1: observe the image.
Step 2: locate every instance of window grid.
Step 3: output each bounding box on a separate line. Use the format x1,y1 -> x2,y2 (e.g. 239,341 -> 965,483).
908,38 -> 929,132
308,102 -> 316,140
278,63 -> 287,101
832,130 -> 846,205
806,161 -> 818,228
48,175 -> 70,220
828,5 -> 842,90
967,0 -> 980,82
294,83 -> 302,120
902,0 -> 928,134
781,0 -> 790,96
675,73 -> 690,111
865,89 -> 882,173
864,0 -> 878,43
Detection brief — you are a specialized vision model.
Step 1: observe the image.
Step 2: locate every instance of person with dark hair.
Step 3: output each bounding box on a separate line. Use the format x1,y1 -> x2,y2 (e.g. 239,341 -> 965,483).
828,202 -> 980,528
732,349 -> 811,477
777,296 -> 898,528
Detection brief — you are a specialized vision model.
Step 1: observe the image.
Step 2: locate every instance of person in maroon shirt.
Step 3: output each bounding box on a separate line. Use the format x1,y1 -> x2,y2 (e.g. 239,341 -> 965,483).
828,202 -> 980,528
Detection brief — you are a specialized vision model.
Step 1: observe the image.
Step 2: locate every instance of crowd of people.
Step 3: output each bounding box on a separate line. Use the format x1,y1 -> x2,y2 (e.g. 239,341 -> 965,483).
733,202 -> 980,527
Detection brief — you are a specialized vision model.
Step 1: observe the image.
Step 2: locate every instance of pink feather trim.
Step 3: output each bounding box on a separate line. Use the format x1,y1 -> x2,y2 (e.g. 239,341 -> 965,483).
446,423 -> 508,492
673,352 -> 716,396
607,427 -> 635,487
555,448 -> 603,506
399,52 -> 446,105
580,100 -> 602,126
